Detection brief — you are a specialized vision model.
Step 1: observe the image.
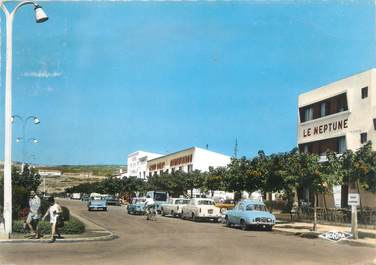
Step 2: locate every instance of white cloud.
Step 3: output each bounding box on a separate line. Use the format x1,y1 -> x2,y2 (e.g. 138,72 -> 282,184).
22,71 -> 62,78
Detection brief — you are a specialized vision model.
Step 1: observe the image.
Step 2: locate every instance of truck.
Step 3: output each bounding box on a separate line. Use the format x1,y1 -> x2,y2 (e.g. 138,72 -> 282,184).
146,191 -> 169,213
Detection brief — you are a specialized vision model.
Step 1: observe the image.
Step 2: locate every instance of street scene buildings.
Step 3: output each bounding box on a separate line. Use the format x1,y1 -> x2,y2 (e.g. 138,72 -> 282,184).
0,1 -> 375,265
298,69 -> 376,208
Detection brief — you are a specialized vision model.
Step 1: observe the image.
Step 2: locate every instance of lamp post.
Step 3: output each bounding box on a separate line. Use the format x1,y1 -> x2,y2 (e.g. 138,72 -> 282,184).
12,115 -> 40,162
1,1 -> 48,238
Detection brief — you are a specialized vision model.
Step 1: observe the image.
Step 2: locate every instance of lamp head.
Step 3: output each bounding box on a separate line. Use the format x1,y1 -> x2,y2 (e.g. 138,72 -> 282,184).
33,117 -> 40,124
32,139 -> 39,144
16,138 -> 21,143
34,5 -> 48,23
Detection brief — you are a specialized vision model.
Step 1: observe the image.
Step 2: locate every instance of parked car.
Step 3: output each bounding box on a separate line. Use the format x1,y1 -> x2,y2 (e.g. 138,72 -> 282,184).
71,193 -> 81,200
127,197 -> 146,215
161,197 -> 190,217
181,198 -> 221,222
81,194 -> 90,202
215,199 -> 235,214
88,197 -> 107,211
105,195 -> 121,206
224,200 -> 276,231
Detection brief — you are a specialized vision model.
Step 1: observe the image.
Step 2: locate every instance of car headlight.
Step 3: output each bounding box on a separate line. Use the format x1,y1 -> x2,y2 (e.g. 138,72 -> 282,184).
267,218 -> 272,222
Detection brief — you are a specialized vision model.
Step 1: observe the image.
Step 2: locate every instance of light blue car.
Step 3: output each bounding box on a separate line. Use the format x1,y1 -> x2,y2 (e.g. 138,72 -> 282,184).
88,197 -> 108,211
224,200 -> 276,231
127,197 -> 146,215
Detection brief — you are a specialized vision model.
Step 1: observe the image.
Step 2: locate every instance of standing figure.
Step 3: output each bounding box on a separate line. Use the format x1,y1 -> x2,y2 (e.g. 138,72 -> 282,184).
26,190 -> 41,239
42,197 -> 62,243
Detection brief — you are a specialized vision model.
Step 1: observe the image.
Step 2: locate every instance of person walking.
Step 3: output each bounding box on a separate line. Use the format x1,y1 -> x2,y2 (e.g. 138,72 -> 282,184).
26,190 -> 41,239
42,197 -> 62,243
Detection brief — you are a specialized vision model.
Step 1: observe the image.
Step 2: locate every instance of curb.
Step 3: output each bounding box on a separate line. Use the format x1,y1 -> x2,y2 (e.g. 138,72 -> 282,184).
273,228 -> 375,248
0,212 -> 117,244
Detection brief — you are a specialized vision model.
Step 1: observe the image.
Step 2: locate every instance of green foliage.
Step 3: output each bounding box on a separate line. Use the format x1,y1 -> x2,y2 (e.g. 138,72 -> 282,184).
12,216 -> 85,234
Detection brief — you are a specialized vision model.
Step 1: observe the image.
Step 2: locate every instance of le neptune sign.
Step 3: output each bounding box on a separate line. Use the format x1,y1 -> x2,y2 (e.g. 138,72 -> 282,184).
303,119 -> 348,138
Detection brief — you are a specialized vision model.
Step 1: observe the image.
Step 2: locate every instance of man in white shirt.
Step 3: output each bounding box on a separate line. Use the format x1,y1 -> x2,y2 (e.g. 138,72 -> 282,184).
26,190 -> 41,238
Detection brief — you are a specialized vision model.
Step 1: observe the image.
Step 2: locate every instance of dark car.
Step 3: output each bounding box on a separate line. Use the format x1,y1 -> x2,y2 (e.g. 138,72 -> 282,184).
105,195 -> 120,206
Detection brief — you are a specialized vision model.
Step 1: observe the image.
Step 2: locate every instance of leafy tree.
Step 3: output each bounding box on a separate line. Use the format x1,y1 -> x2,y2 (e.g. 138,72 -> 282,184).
204,167 -> 226,196
224,157 -> 248,202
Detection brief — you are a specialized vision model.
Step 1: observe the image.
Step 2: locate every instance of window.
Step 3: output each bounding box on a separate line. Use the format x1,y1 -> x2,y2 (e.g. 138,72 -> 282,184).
159,170 -> 163,175
171,168 -> 175,173
304,107 -> 313,122
320,102 -> 327,117
360,133 -> 367,144
179,166 -> 183,171
187,164 -> 193,173
303,144 -> 309,154
337,95 -> 348,112
361,87 -> 368,99
338,137 -> 347,154
374,119 -> 376,130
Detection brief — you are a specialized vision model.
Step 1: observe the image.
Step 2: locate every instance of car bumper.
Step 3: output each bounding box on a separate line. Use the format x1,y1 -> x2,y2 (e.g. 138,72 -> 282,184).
197,214 -> 221,219
89,206 -> 106,210
246,221 -> 274,226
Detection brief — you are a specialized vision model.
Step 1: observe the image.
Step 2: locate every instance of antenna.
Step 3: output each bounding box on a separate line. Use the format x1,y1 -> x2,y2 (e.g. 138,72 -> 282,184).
234,138 -> 238,158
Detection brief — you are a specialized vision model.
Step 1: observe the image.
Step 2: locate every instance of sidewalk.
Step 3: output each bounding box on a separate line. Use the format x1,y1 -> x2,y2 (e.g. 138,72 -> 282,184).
274,221 -> 376,247
0,212 -> 116,243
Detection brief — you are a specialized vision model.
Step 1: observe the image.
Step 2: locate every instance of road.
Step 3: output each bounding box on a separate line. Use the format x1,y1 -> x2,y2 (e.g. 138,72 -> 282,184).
0,199 -> 375,265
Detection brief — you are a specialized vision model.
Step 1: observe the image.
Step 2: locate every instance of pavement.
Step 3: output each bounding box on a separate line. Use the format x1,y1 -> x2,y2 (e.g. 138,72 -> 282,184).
0,205 -> 115,243
0,199 -> 375,265
273,222 -> 376,247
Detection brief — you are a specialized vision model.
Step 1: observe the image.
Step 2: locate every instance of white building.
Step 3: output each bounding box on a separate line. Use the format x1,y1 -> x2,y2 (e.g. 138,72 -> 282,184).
298,68 -> 375,155
147,147 -> 231,176
127,151 -> 162,179
297,68 -> 376,207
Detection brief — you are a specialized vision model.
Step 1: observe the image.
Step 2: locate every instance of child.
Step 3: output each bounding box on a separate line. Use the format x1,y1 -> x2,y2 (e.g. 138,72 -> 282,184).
42,197 -> 62,243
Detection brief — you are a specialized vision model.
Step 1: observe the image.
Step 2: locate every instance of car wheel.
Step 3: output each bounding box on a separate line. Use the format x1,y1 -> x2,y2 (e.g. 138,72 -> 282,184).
181,211 -> 185,219
88,208 -> 91,211
240,219 -> 248,231
171,210 -> 174,217
225,216 -> 231,227
266,225 -> 273,231
161,208 -> 166,216
104,208 -> 107,211
192,213 -> 197,222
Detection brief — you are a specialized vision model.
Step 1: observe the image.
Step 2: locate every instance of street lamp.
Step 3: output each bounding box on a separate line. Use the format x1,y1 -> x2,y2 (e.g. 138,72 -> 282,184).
12,115 -> 40,162
1,1 -> 48,238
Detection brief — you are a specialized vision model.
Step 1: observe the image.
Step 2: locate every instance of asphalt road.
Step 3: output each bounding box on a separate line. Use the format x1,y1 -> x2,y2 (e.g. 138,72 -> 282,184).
0,199 -> 375,265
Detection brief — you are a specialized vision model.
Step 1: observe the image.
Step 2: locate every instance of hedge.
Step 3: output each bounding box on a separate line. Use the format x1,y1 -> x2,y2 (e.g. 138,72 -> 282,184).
13,216 -> 85,234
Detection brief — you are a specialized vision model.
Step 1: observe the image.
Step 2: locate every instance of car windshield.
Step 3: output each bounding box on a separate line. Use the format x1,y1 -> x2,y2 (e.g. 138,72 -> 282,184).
154,192 -> 167,201
197,200 -> 214,205
134,199 -> 145,204
175,199 -> 189,205
246,204 -> 267,211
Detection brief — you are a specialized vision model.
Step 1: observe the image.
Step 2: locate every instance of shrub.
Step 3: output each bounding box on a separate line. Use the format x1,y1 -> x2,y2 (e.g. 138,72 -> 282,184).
12,216 -> 85,235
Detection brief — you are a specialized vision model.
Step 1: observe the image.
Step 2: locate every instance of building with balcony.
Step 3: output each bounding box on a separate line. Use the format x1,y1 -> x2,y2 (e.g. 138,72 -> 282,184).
127,151 -> 162,179
147,147 -> 231,176
297,68 -> 376,207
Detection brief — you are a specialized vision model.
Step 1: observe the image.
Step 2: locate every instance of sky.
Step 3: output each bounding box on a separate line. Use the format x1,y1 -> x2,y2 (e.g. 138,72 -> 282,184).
0,0 -> 375,165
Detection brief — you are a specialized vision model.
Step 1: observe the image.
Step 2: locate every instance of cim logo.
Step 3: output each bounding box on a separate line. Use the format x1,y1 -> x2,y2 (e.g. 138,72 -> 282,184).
319,231 -> 352,242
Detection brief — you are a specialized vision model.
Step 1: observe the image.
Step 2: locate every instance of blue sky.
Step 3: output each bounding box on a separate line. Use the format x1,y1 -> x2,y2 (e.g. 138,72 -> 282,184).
0,0 -> 375,165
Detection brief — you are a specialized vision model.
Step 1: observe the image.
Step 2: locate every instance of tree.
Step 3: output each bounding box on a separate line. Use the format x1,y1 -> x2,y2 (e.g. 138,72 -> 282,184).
13,164 -> 41,192
224,157 -> 248,202
184,170 -> 204,198
204,167 -> 226,196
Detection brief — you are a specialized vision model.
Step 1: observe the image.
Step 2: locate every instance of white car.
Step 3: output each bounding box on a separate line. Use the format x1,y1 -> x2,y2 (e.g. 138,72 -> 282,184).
181,198 -> 221,222
161,198 -> 190,217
